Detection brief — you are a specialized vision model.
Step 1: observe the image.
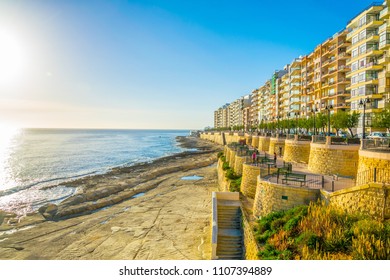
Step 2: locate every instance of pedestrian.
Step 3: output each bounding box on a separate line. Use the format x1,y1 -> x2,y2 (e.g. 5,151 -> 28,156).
274,152 -> 277,167
252,151 -> 257,164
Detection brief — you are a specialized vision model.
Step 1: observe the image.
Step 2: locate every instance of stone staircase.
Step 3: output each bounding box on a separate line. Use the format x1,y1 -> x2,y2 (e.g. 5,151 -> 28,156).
216,200 -> 243,260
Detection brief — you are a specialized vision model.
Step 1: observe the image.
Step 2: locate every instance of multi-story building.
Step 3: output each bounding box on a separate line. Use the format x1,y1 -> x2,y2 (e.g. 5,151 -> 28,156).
378,2 -> 390,107
346,3 -> 385,133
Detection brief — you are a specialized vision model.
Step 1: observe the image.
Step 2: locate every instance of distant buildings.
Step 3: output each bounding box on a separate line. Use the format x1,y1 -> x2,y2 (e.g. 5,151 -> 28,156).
213,1 -> 390,134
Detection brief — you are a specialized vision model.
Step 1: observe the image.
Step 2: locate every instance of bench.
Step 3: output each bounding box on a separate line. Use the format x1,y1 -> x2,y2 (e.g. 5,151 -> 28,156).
282,173 -> 306,187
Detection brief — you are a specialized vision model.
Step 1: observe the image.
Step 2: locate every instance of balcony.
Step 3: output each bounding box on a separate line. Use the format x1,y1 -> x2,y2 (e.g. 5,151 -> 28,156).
379,38 -> 390,49
337,90 -> 351,96
379,6 -> 389,20
338,65 -> 350,72
335,103 -> 349,109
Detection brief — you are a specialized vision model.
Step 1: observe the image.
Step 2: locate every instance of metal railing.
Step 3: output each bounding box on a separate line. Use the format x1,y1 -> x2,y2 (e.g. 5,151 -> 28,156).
361,138 -> 390,151
312,135 -> 326,143
355,168 -> 390,186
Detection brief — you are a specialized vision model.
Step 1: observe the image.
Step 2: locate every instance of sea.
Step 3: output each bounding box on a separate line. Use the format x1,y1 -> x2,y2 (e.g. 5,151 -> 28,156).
0,128 -> 190,215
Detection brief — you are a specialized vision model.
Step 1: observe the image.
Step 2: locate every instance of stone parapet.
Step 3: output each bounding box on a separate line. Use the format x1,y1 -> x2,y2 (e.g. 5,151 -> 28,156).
258,137 -> 270,152
283,140 -> 311,163
268,137 -> 285,156
308,143 -> 359,177
253,179 -> 320,217
241,163 -> 261,199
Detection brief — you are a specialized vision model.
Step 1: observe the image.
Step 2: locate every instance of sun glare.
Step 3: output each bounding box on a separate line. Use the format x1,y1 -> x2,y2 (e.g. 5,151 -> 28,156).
0,28 -> 26,87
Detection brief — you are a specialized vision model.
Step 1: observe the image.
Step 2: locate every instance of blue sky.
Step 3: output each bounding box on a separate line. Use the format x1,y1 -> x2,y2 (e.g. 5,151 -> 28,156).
0,0 -> 372,129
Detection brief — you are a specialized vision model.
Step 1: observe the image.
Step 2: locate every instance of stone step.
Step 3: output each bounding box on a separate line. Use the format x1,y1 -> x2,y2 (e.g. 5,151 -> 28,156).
217,254 -> 243,260
217,246 -> 242,252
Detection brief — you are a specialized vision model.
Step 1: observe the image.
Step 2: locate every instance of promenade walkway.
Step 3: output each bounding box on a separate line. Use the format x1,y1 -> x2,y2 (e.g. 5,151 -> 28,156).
248,149 -> 356,192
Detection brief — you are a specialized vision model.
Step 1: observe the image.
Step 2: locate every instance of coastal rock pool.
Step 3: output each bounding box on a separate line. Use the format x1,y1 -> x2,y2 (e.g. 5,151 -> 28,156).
181,175 -> 203,180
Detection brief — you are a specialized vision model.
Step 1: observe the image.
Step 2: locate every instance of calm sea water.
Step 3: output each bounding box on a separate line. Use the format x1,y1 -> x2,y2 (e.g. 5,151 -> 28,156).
0,129 -> 189,215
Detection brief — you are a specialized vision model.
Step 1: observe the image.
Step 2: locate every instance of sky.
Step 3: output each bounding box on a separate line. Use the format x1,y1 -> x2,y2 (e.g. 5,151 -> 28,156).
0,0 -> 375,129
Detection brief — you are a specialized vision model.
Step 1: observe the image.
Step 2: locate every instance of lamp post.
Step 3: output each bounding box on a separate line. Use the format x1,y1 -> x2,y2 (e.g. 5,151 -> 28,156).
325,105 -> 333,136
311,105 -> 318,135
359,98 -> 370,139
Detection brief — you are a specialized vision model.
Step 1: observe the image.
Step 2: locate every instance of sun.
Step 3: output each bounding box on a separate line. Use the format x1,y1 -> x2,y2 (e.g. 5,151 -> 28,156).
0,28 -> 26,87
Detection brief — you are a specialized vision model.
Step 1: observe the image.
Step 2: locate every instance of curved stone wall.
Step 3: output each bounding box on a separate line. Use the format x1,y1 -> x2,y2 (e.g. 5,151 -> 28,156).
253,178 -> 320,218
283,140 -> 311,163
234,155 -> 249,176
308,143 -> 359,177
245,134 -> 252,146
229,150 -> 236,169
241,163 -> 261,199
268,138 -> 285,156
358,150 -> 390,172
258,137 -> 270,152
251,136 -> 259,148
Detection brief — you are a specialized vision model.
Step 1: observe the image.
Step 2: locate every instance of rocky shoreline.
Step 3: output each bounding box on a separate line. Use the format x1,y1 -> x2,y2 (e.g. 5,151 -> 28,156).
0,136 -> 222,260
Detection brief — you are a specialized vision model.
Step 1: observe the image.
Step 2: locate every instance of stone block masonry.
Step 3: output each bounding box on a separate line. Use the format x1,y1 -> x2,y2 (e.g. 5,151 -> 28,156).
241,208 -> 260,260
308,143 -> 359,177
258,137 -> 270,152
283,140 -> 311,163
268,138 -> 285,156
241,163 -> 261,199
251,136 -> 259,148
321,183 -> 390,221
253,179 -> 320,217
234,155 -> 249,176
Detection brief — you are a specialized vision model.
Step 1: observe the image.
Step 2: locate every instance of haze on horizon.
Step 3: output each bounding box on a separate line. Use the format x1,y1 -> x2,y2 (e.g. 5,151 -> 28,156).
0,0 -> 367,130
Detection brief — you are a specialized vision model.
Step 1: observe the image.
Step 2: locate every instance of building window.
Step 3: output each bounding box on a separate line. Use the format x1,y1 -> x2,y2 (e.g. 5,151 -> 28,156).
351,61 -> 358,71
359,44 -> 366,54
352,48 -> 358,57
352,35 -> 359,44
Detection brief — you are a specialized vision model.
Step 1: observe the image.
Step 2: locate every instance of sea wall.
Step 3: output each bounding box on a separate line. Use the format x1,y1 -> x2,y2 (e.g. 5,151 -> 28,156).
321,183 -> 390,221
253,179 -> 320,217
283,139 -> 311,163
308,143 -> 359,177
357,150 -> 390,172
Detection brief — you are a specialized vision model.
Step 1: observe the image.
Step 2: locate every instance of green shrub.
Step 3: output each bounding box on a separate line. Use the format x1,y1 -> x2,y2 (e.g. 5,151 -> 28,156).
217,151 -> 224,158
222,162 -> 230,170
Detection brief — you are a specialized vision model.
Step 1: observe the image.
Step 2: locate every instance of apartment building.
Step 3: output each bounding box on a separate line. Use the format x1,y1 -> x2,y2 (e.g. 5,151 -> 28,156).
346,3 -> 385,133
378,2 -> 390,106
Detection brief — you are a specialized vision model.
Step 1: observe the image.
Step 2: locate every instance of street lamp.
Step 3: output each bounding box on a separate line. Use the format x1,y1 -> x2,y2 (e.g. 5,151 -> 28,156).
311,105 -> 318,136
325,105 -> 333,136
359,98 -> 371,139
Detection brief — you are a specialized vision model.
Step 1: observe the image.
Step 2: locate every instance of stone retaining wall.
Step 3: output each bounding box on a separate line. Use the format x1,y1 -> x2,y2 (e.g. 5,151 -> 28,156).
268,138 -> 285,156
253,179 -> 320,217
241,163 -> 261,199
234,155 -> 249,176
357,150 -> 390,172
217,159 -> 230,192
242,209 -> 260,260
321,183 -> 390,221
258,137 -> 270,152
308,143 -> 359,177
283,140 -> 311,163
251,136 -> 259,148
229,150 -> 236,169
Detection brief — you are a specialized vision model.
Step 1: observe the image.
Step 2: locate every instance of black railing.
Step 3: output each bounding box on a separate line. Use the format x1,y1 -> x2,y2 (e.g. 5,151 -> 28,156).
361,138 -> 390,151
355,168 -> 390,186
